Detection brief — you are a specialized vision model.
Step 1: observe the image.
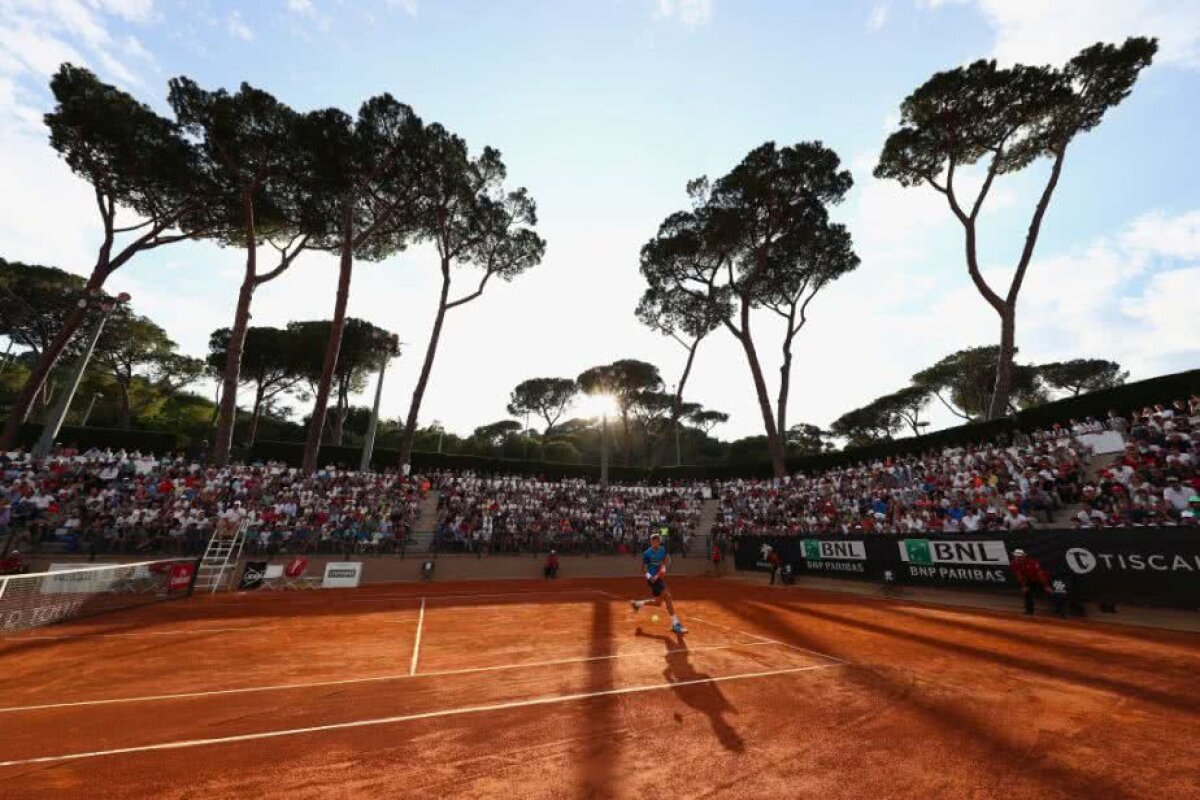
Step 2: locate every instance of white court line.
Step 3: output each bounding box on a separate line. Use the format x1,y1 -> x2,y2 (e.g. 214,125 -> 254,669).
409,597 -> 426,676
0,640 -> 782,715
184,588 -> 608,608
691,618 -> 849,666
0,661 -> 844,767
589,588 -> 847,665
0,626 -> 264,642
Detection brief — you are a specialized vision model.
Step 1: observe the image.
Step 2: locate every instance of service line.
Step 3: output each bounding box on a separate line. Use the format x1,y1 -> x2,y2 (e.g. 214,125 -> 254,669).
0,640 -> 783,715
0,661 -> 845,767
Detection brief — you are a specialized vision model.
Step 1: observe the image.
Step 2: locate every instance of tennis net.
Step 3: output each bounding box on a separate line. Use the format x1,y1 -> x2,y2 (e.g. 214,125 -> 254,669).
0,558 -> 199,633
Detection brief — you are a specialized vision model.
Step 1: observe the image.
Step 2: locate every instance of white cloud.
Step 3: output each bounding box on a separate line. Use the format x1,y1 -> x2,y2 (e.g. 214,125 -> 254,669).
1119,209 -> 1200,260
0,0 -> 155,89
867,2 -> 888,32
999,208 -> 1200,376
227,10 -> 254,41
94,0 -> 156,24
285,0 -> 333,33
386,0 -> 419,17
655,0 -> 713,28
923,0 -> 1200,69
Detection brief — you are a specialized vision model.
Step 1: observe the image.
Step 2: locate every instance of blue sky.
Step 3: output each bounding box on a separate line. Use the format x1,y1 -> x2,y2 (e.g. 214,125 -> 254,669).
1,0 -> 1198,440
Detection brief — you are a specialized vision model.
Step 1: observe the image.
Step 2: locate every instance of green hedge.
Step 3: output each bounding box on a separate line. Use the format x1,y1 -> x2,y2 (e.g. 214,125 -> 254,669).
18,424 -> 184,454
247,440 -> 652,482
19,368 -> 1198,479
1011,369 -> 1199,429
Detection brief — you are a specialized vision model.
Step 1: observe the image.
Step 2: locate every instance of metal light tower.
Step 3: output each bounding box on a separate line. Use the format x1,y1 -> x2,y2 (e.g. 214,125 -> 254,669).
81,392 -> 103,427
32,291 -> 129,460
359,336 -> 400,473
600,411 -> 609,486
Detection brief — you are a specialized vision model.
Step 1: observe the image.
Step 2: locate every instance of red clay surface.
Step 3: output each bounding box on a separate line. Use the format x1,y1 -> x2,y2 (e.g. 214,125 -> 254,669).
0,577 -> 1197,799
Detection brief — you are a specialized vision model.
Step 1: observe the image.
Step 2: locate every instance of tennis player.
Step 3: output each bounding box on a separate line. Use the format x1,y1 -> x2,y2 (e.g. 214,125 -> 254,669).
630,533 -> 687,634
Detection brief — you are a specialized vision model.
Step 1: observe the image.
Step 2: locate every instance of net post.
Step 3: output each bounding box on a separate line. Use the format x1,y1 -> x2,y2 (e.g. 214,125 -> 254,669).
186,557 -> 201,597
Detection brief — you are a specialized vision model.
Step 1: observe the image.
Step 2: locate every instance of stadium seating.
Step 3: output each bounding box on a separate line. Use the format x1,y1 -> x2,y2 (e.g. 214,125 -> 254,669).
1,398 -> 1196,559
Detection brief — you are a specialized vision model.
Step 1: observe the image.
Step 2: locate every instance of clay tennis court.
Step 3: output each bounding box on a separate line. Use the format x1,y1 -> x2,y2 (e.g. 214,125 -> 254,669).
0,577 -> 1196,799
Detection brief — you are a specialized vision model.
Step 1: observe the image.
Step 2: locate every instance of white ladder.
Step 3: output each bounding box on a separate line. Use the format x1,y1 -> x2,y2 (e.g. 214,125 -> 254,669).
194,520 -> 248,593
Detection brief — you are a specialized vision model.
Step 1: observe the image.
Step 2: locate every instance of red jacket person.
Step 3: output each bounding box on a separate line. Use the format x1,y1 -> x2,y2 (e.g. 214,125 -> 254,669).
1010,548 -> 1050,616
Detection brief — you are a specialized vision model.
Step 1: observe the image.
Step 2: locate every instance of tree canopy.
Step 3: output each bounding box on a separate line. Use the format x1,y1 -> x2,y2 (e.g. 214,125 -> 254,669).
507,377 -> 579,436
875,37 -> 1156,419
1039,358 -> 1128,397
395,131 -> 546,466
639,140 -> 859,476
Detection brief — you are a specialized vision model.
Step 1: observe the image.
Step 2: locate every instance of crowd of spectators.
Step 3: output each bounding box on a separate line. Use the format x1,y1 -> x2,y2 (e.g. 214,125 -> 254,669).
431,473 -> 705,554
1068,402 -> 1199,529
2,397 -> 1197,564
712,399 -> 1199,536
0,447 -> 429,558
712,439 -> 1089,537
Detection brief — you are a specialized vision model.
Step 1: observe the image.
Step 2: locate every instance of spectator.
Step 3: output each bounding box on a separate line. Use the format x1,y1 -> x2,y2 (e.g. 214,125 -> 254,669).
1164,477 -> 1191,514
543,549 -> 559,579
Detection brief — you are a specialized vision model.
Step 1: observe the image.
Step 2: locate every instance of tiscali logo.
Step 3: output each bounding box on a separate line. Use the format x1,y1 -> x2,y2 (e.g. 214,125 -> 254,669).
1066,547 -> 1097,574
1065,547 -> 1199,574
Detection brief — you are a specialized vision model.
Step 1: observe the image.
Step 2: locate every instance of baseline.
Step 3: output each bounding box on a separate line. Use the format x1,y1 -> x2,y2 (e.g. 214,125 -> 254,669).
0,639 -> 786,715
0,626 -> 267,642
0,660 -> 845,767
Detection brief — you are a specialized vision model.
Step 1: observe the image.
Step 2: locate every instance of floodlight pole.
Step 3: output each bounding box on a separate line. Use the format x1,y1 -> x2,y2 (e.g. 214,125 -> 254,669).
33,293 -> 127,460
359,353 -> 390,472
600,412 -> 609,487
81,393 -> 103,427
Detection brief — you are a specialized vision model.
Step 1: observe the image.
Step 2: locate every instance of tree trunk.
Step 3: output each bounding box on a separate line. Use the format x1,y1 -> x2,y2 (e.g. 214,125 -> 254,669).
987,306 -> 1016,420
776,335 -> 795,440
117,382 -> 132,429
208,382 -> 222,431
397,269 -> 451,468
246,379 -> 266,447
733,301 -> 786,477
211,271 -> 256,466
0,278 -> 97,449
302,222 -> 354,473
331,384 -> 348,446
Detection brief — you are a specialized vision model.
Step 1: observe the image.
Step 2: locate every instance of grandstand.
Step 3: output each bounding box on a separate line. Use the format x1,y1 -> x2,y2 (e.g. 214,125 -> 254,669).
1,8 -> 1198,798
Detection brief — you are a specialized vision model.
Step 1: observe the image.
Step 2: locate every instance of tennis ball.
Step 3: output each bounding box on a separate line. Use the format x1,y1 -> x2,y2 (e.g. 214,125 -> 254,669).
651,614 -> 660,623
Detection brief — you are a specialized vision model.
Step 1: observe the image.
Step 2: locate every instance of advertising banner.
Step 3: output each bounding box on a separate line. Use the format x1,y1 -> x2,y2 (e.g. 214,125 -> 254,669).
239,561 -> 268,591
322,561 -> 363,589
168,563 -> 196,593
734,530 -> 1200,607
41,564 -> 119,595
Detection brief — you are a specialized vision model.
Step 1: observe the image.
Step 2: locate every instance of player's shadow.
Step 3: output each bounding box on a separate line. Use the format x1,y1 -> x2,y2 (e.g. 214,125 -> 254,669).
635,627 -> 745,753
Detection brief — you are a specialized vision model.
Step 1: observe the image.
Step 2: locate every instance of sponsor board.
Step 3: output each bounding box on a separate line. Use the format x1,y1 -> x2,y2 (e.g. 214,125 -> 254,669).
734,530 -> 1200,607
801,539 -> 867,574
40,564 -> 119,595
322,561 -> 363,589
1065,547 -> 1200,575
2,599 -> 87,631
240,561 -> 268,591
168,563 -> 196,592
898,539 -> 1010,584
899,539 -> 1009,566
755,543 -> 776,570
